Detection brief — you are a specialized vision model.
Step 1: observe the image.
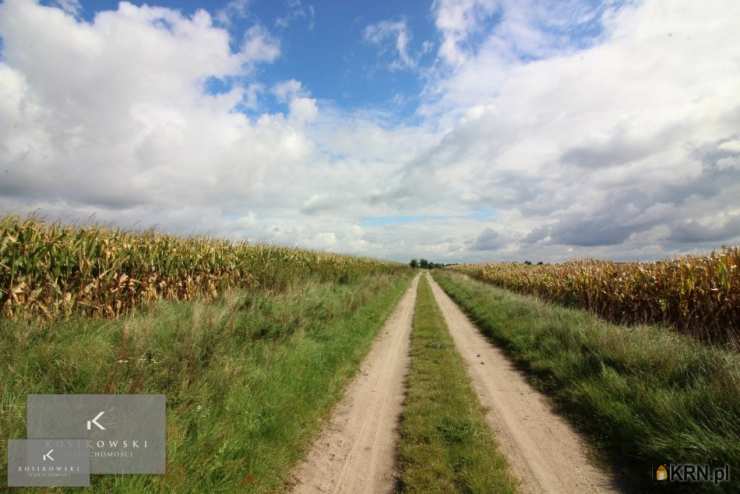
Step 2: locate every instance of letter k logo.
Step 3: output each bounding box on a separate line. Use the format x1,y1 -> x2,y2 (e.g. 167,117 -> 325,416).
86,411 -> 106,431
42,449 -> 54,462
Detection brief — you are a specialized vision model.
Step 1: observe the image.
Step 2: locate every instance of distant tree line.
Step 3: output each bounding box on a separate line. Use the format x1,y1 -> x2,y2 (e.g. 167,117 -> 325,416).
409,259 -> 446,269
409,259 -> 547,268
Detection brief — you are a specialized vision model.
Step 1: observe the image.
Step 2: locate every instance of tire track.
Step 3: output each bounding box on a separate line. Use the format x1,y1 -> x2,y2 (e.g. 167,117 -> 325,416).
427,274 -> 621,494
290,274 -> 419,494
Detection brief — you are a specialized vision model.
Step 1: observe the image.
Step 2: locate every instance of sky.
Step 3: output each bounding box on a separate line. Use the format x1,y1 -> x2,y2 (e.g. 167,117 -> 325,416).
1,0 -> 739,263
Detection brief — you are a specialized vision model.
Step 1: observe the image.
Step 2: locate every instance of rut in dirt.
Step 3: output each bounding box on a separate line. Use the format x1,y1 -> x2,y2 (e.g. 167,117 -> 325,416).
427,274 -> 621,494
289,274 -> 420,494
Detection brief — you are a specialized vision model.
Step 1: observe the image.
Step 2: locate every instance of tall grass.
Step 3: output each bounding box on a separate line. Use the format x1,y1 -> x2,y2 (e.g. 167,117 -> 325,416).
452,248 -> 739,345
434,271 -> 740,493
0,216 -> 406,319
1,273 -> 412,492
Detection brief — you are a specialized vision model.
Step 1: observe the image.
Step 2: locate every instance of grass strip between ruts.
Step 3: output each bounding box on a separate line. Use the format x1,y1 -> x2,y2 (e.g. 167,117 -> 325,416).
396,274 -> 518,493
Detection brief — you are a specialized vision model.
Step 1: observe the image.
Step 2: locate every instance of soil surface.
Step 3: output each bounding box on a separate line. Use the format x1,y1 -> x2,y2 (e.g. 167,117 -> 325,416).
427,274 -> 621,494
290,274 -> 420,494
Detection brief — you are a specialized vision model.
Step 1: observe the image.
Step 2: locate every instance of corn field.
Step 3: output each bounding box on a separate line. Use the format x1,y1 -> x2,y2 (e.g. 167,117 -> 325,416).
452,248 -> 740,345
0,216 -> 407,319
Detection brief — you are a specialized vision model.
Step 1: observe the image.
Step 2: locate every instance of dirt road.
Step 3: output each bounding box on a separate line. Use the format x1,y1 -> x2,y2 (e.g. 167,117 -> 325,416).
427,274 -> 620,494
290,274 -> 419,494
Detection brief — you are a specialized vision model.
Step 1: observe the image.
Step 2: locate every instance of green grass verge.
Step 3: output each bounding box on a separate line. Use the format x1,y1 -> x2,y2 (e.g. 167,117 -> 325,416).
395,274 -> 518,494
1,273 -> 411,493
434,271 -> 740,493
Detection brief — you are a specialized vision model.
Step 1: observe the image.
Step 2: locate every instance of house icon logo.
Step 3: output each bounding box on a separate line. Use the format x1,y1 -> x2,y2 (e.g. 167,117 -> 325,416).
656,464 -> 668,481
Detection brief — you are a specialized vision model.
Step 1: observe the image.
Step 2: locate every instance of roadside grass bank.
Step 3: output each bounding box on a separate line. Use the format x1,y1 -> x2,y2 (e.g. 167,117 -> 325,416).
434,271 -> 740,493
0,272 -> 411,493
395,274 -> 518,494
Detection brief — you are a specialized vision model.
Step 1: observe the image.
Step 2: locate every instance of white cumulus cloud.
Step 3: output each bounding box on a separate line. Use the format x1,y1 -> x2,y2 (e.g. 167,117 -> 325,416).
1,0 -> 739,263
